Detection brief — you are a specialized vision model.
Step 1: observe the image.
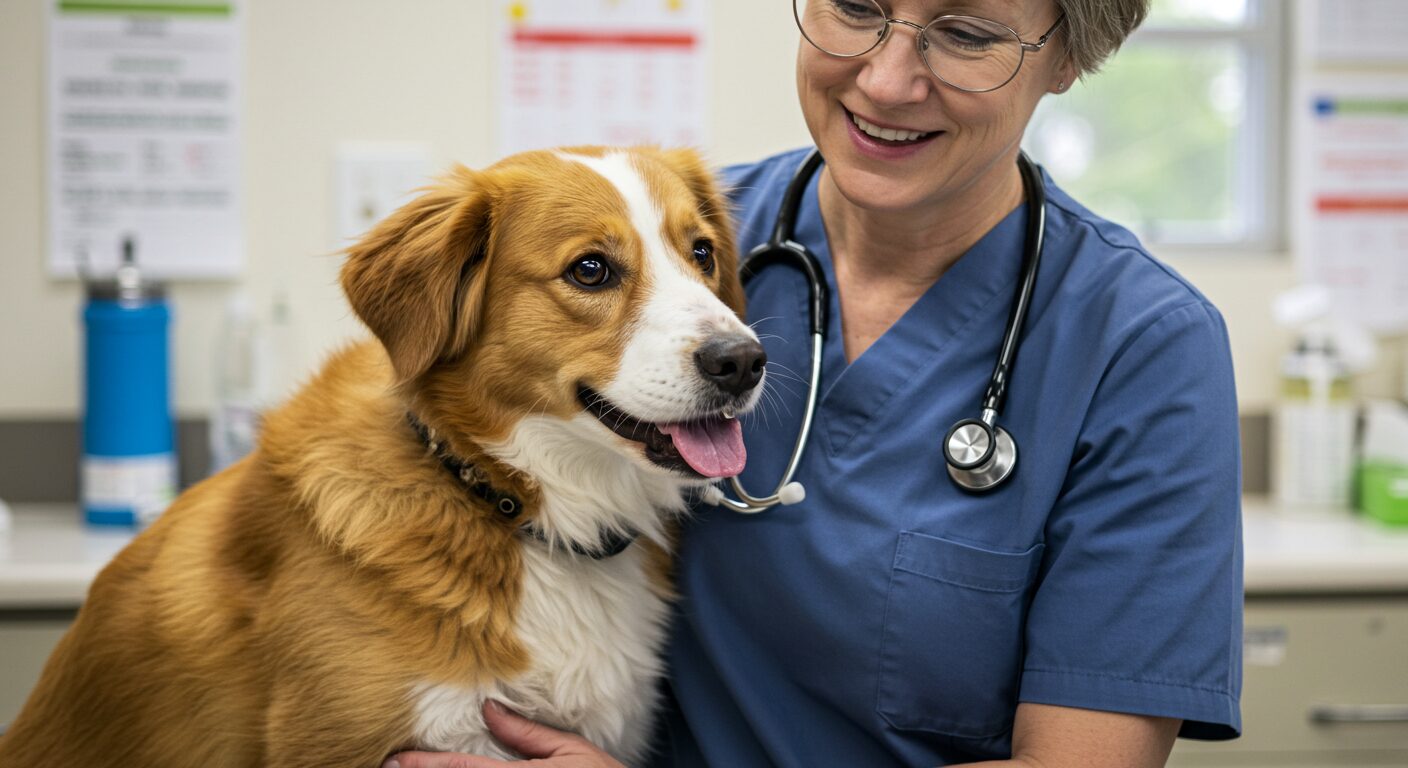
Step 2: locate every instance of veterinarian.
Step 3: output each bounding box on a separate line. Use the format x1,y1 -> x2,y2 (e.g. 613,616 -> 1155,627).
387,0 -> 1241,766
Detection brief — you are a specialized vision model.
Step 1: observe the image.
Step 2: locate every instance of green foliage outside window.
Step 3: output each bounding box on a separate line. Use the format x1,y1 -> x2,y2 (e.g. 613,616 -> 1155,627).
1024,0 -> 1270,245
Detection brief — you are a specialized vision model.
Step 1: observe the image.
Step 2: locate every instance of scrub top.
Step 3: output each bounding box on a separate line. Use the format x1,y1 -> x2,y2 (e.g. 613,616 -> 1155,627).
654,148 -> 1243,767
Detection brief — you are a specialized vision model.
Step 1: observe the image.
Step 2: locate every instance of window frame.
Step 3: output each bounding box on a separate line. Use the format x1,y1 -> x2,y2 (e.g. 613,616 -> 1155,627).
1040,0 -> 1289,252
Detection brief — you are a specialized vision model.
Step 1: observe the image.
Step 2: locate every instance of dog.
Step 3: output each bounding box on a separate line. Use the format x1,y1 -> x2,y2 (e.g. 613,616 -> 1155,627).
0,146 -> 764,767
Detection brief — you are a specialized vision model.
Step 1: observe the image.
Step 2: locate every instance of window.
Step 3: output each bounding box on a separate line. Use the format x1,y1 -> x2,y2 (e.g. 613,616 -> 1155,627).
1024,0 -> 1285,247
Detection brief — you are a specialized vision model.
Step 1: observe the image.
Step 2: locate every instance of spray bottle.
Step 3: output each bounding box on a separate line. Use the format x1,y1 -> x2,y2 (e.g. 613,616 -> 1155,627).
210,293 -> 268,473
210,291 -> 301,473
1271,285 -> 1374,512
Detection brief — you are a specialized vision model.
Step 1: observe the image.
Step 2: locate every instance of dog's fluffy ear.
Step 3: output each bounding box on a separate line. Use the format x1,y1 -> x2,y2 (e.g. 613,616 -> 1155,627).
341,165 -> 492,383
649,147 -> 745,318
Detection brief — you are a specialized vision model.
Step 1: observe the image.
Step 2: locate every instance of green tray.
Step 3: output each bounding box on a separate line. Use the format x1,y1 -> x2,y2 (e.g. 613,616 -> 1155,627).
1360,461 -> 1408,526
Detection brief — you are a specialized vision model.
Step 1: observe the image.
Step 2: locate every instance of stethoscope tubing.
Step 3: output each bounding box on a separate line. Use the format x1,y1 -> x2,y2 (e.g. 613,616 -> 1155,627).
982,153 -> 1046,418
718,148 -> 1044,512
716,152 -> 829,513
716,329 -> 822,513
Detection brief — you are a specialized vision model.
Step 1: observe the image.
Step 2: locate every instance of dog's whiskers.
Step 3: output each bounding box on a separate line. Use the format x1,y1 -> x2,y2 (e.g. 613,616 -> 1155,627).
757,380 -> 788,427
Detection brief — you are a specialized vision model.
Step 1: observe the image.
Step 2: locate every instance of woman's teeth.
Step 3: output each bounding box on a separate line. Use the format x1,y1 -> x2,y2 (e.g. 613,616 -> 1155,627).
852,113 -> 932,142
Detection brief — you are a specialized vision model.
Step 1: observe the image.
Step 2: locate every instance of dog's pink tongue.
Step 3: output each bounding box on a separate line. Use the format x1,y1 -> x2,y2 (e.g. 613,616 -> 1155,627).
658,418 -> 746,478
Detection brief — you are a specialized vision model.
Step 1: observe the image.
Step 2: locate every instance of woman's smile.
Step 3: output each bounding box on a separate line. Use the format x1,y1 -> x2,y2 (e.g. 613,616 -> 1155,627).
843,107 -> 944,160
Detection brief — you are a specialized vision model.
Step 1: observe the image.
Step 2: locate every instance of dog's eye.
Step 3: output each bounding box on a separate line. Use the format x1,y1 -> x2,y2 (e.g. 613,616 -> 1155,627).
692,239 -> 715,275
566,255 -> 613,289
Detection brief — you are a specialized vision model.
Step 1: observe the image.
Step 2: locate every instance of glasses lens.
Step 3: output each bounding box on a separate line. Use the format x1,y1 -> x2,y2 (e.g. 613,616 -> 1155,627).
794,0 -> 887,57
922,16 -> 1023,91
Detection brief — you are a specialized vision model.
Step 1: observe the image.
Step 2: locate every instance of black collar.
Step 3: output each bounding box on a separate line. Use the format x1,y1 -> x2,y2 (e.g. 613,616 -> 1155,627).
406,413 -> 637,560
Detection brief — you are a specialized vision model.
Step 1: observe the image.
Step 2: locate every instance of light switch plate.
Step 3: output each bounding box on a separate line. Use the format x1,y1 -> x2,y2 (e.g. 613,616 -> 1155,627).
334,141 -> 434,245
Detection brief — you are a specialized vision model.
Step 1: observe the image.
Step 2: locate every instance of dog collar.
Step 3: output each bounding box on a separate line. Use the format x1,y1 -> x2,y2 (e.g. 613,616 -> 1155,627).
405,413 -> 637,560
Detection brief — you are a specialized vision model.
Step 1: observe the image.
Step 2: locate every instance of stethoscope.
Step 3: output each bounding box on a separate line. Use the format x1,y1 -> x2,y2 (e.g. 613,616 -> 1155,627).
706,149 -> 1046,513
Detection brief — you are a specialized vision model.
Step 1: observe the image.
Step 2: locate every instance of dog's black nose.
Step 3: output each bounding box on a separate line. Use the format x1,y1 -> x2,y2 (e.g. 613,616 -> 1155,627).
694,336 -> 766,396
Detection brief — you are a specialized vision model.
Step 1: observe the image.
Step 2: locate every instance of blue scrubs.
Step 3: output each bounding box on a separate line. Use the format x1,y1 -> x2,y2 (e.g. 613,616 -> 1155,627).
655,148 -> 1243,766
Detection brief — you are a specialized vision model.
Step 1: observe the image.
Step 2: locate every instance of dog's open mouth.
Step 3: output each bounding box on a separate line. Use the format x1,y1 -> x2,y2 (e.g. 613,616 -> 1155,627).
577,386 -> 745,478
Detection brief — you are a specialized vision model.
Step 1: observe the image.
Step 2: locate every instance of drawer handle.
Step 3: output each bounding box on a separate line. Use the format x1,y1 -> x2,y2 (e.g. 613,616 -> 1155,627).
1308,704 -> 1408,724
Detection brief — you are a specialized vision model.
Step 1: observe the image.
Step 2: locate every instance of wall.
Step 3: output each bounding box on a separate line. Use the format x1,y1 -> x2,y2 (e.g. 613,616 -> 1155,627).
0,0 -> 1400,426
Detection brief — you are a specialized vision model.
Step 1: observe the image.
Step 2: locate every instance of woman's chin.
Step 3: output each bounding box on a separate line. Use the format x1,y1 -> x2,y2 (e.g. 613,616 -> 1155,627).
826,163 -> 947,215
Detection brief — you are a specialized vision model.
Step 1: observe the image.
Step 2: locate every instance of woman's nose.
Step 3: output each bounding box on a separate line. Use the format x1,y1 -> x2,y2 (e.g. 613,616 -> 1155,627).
855,23 -> 933,106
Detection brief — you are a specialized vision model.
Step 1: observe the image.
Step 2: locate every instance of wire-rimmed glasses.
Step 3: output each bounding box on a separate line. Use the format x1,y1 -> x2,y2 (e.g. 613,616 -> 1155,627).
793,0 -> 1066,93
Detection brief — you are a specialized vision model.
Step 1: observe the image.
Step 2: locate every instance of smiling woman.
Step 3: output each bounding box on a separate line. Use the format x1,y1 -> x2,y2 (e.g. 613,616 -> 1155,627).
650,0 -> 1240,766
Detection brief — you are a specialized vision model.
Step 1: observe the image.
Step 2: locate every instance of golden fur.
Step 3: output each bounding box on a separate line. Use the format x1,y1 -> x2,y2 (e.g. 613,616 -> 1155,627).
0,146 -> 742,767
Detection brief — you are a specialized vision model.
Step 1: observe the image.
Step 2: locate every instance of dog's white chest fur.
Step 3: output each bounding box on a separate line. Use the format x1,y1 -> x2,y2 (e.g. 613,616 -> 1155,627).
409,545 -> 669,763
408,410 -> 685,766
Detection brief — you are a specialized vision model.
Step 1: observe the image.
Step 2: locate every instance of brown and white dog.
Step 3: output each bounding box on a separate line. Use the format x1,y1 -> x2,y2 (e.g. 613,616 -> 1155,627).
0,146 -> 764,767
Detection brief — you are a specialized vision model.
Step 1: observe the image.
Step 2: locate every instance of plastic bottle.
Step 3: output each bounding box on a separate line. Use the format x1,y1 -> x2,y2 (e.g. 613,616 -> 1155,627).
82,237 -> 176,527
1273,326 -> 1357,511
210,293 -> 270,473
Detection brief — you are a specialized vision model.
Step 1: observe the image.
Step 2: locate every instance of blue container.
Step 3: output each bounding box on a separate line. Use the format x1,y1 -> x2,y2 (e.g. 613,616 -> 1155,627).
81,255 -> 176,527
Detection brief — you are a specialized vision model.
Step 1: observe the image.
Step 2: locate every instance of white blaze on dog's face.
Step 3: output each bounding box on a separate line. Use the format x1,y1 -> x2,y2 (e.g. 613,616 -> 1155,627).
342,146 -> 763,487
555,150 -> 765,479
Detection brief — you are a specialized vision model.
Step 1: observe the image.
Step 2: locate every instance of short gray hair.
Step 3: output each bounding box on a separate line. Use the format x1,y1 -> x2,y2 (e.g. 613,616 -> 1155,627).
1056,0 -> 1151,77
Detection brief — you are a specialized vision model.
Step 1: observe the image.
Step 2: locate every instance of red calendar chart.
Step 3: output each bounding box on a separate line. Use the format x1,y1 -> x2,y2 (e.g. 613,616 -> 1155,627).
497,1 -> 709,156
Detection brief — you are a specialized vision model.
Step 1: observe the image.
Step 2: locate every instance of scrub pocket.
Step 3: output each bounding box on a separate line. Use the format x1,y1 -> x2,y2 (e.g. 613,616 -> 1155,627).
876,531 -> 1043,739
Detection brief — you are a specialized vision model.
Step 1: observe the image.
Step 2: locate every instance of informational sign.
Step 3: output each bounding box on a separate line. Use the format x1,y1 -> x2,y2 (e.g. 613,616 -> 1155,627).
1308,0 -> 1408,64
47,0 -> 242,279
496,0 -> 708,156
1298,78 -> 1408,333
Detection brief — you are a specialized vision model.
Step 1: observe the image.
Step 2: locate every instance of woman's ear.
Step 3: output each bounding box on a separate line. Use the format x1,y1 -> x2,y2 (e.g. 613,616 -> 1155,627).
340,165 -> 493,384
1050,57 -> 1079,94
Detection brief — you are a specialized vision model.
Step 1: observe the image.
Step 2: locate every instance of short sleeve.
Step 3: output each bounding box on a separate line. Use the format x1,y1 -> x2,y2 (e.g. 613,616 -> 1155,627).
1019,301 -> 1243,739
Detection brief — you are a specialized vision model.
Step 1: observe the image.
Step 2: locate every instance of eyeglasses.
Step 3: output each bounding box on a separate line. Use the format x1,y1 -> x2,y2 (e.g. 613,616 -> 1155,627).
793,0 -> 1066,93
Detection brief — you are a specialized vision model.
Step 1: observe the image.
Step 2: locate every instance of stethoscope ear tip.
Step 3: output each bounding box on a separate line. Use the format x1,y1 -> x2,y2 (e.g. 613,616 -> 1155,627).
700,485 -> 728,506
778,482 -> 806,506
701,479 -> 805,512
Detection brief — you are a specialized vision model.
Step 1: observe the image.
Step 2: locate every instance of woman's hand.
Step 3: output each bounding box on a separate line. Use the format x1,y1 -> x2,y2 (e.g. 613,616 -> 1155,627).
382,701 -> 625,768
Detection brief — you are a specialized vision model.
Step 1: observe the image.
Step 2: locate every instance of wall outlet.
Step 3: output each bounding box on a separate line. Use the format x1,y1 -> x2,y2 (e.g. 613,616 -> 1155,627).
334,141 -> 434,245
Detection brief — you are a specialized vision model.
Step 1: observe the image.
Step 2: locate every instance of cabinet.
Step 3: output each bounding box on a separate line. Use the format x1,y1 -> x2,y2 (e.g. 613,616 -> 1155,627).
1169,597 -> 1408,767
0,612 -> 73,727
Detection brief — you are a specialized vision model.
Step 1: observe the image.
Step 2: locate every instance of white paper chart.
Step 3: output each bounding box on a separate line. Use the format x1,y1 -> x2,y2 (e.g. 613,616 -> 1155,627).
1309,0 -> 1408,64
496,0 -> 708,156
1298,79 -> 1408,333
47,0 -> 243,279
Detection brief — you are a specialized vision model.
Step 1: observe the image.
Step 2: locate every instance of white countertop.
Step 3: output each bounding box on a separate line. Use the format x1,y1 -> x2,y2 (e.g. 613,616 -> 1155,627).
0,503 -> 135,607
2,499 -> 1408,608
1240,497 -> 1408,594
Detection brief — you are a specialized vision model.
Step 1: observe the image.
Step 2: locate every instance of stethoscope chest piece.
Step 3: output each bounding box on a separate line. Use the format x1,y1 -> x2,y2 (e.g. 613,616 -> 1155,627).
944,418 -> 1017,492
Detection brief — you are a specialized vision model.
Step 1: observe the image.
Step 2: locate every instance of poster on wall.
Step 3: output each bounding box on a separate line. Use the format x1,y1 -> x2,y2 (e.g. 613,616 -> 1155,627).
1306,0 -> 1408,64
1297,76 -> 1408,333
47,0 -> 242,279
495,0 -> 708,156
